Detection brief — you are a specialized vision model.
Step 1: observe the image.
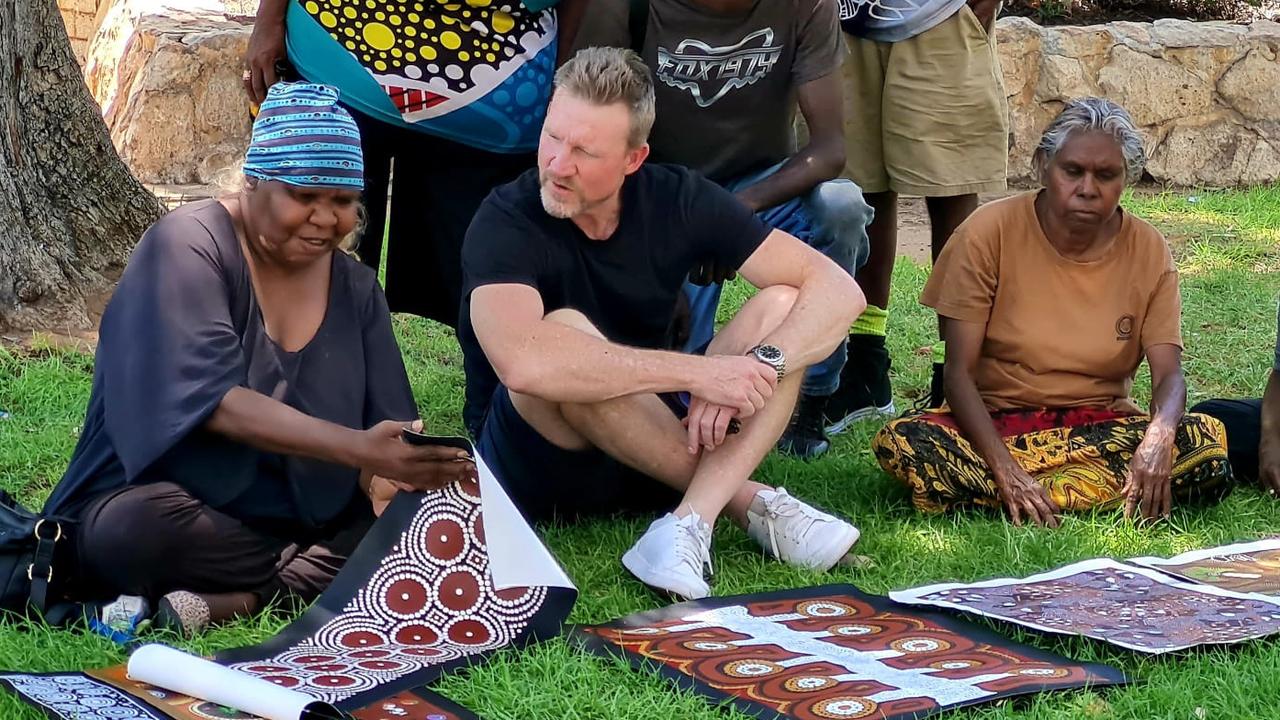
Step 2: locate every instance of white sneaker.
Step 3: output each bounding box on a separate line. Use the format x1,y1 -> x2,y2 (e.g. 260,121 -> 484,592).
746,488 -> 860,571
622,511 -> 713,600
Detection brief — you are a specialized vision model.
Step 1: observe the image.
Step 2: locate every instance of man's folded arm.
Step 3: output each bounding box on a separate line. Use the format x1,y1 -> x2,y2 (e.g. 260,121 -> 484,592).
470,283 -> 706,402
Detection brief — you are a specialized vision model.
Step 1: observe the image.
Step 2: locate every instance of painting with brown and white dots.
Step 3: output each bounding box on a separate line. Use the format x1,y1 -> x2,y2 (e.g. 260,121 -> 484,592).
217,480 -> 576,706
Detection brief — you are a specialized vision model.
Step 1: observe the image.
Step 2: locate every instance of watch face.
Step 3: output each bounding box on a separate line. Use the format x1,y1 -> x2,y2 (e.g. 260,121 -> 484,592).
756,345 -> 783,363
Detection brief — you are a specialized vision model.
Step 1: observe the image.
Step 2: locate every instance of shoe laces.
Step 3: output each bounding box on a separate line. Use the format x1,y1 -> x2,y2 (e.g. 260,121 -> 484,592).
674,512 -> 714,579
759,489 -> 820,560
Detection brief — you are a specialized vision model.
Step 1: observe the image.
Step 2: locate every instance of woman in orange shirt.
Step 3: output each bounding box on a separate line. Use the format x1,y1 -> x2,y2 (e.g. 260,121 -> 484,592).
874,98 -> 1232,527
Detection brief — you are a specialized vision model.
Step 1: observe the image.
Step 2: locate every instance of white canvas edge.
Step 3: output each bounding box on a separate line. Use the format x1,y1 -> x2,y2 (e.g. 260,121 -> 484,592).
474,448 -> 576,592
1130,537 -> 1280,569
889,557 -> 1280,654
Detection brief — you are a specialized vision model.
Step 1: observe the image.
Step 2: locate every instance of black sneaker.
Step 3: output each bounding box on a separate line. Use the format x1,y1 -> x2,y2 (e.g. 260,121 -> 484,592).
778,393 -> 831,461
824,334 -> 895,435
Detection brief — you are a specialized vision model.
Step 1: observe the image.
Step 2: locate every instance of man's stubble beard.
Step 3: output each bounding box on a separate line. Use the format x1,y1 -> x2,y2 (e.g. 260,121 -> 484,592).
539,183 -> 579,219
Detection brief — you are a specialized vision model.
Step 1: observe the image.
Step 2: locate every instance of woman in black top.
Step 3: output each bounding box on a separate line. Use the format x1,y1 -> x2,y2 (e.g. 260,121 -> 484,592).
44,83 -> 475,634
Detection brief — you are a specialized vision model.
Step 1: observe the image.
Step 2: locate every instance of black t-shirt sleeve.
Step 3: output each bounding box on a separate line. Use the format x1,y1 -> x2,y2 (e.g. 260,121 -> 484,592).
461,193 -> 545,298
97,212 -> 248,480
681,171 -> 772,270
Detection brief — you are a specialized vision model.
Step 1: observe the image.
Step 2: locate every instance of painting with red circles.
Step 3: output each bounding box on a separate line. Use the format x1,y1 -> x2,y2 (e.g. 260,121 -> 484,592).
0,481 -> 566,719
575,585 -> 1126,720
215,480 -> 576,709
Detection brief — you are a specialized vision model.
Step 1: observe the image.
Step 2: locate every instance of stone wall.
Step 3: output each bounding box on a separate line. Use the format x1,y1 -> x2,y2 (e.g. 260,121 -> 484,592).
997,17 -> 1280,186
85,0 -> 253,185
85,7 -> 1280,188
57,0 -> 107,63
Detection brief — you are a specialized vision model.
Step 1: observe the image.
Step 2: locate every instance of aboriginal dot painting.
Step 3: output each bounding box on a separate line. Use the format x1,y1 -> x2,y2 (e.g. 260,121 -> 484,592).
287,0 -> 557,151
1,478 -> 572,720
575,585 -> 1125,720
215,480 -> 575,706
1131,538 -> 1280,596
0,671 -> 480,720
891,558 -> 1280,654
0,673 -> 160,720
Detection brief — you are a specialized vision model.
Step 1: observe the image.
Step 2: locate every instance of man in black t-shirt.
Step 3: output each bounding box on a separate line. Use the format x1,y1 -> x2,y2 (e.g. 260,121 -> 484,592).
460,48 -> 867,601
571,0 -> 875,461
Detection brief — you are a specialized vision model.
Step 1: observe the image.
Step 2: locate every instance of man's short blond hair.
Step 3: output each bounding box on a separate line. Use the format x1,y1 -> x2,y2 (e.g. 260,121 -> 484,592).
554,47 -> 656,148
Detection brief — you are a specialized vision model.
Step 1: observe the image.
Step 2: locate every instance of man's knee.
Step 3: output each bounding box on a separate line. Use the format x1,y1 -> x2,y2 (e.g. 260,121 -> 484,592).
806,179 -> 873,271
741,284 -> 799,332
544,307 -> 606,340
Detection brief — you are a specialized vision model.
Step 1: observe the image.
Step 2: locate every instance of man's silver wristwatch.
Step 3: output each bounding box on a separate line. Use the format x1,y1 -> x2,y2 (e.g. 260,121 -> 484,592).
747,344 -> 786,380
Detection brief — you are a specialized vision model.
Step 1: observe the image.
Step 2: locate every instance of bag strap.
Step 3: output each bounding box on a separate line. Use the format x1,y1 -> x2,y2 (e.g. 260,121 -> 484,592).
26,518 -> 64,614
628,0 -> 648,53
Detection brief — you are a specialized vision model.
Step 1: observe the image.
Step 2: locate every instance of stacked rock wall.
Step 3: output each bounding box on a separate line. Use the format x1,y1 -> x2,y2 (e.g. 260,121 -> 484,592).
998,17 -> 1280,186
85,0 -> 252,185
80,5 -> 1280,188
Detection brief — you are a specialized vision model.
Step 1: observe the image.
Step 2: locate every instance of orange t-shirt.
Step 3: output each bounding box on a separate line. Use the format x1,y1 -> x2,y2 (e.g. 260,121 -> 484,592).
921,191 -> 1182,413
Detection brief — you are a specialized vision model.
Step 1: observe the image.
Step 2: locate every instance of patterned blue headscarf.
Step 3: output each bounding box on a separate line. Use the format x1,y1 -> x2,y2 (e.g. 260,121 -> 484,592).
243,83 -> 364,190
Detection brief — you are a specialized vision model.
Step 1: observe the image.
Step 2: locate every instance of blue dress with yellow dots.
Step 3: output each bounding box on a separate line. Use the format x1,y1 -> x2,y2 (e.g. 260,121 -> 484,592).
286,0 -> 559,153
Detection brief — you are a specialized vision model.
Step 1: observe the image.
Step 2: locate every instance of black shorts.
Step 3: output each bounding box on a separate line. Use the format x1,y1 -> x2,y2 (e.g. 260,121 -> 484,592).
475,386 -> 682,523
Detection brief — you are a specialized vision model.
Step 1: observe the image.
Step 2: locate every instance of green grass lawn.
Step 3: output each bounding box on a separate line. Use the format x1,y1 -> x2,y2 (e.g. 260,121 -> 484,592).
1,186 -> 1279,719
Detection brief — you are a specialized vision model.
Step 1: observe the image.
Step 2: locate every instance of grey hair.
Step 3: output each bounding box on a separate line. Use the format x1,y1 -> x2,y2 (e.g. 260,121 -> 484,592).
554,47 -> 656,148
1033,97 -> 1147,183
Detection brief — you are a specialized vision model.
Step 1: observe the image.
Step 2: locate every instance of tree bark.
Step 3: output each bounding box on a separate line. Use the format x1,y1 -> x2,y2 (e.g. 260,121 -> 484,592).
0,0 -> 162,333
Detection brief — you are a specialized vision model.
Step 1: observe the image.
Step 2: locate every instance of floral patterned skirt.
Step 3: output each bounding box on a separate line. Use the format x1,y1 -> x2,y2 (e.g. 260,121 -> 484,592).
872,407 -> 1233,514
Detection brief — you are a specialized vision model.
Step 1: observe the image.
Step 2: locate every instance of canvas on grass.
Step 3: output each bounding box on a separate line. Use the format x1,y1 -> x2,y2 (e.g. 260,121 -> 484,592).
574,585 -> 1125,720
1130,538 -> 1280,596
890,558 -> 1280,654
0,672 -> 479,720
0,453 -> 575,720
214,456 -> 576,705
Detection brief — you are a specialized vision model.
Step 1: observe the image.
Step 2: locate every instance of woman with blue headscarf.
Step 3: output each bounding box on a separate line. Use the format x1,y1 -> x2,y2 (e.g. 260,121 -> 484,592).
43,84 -> 476,635
244,0 -> 584,328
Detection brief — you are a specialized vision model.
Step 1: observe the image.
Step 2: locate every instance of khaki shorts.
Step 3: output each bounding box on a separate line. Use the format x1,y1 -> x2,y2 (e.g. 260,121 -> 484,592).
843,5 -> 1009,196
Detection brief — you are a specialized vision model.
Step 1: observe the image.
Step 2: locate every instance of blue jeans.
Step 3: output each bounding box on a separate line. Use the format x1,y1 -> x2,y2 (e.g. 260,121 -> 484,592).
682,164 -> 873,396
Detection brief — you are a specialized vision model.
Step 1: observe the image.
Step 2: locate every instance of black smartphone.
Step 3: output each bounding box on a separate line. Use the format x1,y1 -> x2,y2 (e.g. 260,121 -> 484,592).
400,428 -> 473,453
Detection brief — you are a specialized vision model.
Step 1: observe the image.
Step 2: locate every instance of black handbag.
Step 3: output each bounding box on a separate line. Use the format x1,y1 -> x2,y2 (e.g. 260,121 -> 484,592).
0,490 -> 71,617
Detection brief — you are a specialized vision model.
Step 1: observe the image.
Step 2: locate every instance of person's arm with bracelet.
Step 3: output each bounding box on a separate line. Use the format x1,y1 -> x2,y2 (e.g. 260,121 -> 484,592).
944,319 -> 1062,528
686,229 -> 865,452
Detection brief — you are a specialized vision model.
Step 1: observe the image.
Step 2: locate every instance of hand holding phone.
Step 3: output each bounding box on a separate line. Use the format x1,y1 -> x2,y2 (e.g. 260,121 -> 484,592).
400,428 -> 473,455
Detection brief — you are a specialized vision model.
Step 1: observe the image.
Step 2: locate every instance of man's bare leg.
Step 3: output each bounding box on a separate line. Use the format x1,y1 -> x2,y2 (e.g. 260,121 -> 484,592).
508,286 -> 801,528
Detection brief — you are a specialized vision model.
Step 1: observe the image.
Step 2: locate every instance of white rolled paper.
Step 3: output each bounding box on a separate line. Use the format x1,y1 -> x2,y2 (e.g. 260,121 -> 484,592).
127,644 -> 344,720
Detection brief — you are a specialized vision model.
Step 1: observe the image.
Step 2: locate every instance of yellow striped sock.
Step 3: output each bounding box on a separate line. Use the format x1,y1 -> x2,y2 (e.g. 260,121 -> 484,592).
851,305 -> 888,337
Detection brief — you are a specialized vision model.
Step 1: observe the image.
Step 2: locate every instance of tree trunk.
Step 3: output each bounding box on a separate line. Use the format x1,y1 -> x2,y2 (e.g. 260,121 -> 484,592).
0,0 -> 162,333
